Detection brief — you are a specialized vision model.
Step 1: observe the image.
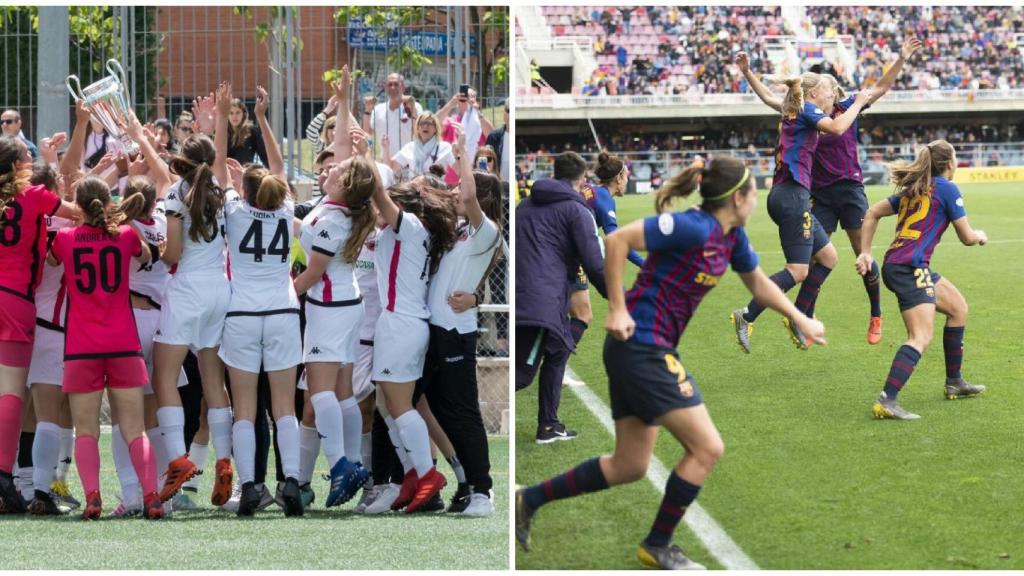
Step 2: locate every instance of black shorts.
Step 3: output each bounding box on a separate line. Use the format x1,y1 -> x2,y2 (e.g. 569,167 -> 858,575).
767,180 -> 830,264
811,179 -> 869,234
882,262 -> 942,311
571,264 -> 589,292
603,336 -> 703,424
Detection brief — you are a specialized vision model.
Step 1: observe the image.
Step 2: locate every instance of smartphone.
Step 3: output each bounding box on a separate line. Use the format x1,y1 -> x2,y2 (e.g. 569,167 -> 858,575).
459,84 -> 470,98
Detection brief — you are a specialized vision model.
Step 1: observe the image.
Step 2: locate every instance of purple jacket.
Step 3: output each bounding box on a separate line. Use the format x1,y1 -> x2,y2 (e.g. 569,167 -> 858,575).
515,178 -> 607,350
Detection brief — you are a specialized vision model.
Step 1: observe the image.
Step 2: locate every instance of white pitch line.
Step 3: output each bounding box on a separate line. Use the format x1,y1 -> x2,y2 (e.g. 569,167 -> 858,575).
564,366 -> 761,571
753,237 -> 1024,257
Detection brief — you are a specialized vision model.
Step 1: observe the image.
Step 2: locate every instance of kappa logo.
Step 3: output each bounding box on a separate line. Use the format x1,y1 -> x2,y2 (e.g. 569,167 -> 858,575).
317,431 -> 326,440
380,368 -> 392,376
318,230 -> 331,240
155,329 -> 162,336
310,347 -> 322,355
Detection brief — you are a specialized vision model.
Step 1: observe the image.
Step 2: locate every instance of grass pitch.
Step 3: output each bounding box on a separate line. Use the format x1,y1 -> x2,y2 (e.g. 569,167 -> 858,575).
2,435 -> 508,570
516,182 -> 1024,569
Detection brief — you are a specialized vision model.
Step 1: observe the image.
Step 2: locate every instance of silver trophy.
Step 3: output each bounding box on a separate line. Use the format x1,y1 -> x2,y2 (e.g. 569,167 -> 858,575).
66,59 -> 139,157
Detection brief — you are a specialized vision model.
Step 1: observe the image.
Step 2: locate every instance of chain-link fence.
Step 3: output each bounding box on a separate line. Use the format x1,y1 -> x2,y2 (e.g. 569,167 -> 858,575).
1,6 -> 509,434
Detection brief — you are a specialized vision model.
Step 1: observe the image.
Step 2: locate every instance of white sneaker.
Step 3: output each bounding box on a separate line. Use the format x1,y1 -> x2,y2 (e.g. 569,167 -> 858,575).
562,373 -> 585,387
363,483 -> 400,515
461,491 -> 495,517
353,483 -> 376,514
221,482 -> 242,513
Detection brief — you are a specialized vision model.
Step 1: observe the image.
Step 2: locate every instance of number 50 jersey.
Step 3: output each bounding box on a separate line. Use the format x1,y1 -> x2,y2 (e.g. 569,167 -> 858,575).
223,190 -> 299,313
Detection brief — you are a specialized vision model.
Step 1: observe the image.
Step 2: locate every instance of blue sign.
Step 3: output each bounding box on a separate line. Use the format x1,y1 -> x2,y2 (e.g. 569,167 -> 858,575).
347,19 -> 477,56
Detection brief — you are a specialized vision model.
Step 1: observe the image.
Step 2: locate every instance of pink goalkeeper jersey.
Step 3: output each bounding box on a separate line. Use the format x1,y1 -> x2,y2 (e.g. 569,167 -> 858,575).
0,184 -> 61,302
52,223 -> 144,359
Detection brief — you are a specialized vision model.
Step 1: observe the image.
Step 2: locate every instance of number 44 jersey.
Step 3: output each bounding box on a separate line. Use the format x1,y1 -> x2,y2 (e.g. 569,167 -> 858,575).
223,190 -> 299,313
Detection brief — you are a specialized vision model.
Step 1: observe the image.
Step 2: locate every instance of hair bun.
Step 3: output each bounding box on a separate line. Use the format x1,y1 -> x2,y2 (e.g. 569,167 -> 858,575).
597,151 -> 610,165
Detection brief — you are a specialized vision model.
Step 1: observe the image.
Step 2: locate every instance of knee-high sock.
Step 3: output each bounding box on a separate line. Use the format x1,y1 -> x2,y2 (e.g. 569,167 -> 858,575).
795,263 -> 833,317
943,326 -> 965,380
0,394 -> 23,474
156,406 -> 187,460
275,416 -> 300,480
446,455 -> 467,484
111,424 -> 141,504
74,435 -> 101,496
743,270 -> 797,322
184,441 -> 209,490
298,424 -> 320,484
31,422 -> 61,492
383,415 -> 413,473
232,420 -> 256,484
16,431 -> 33,499
394,411 -> 433,479
883,345 -> 922,400
128,435 -> 157,496
644,471 -> 702,547
360,432 -> 372,475
569,318 -> 588,347
147,426 -> 170,489
523,457 -> 609,511
207,407 -> 233,461
339,397 -> 363,464
310,391 -> 344,468
55,427 -> 73,482
864,260 -> 882,317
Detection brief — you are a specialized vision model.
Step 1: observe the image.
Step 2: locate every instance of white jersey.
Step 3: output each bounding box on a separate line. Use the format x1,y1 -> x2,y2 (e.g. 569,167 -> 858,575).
374,211 -> 431,319
224,190 -> 299,313
355,230 -> 381,341
298,201 -> 360,305
34,214 -> 75,329
428,216 -> 500,334
164,178 -> 227,276
371,100 -> 424,159
129,201 -> 171,307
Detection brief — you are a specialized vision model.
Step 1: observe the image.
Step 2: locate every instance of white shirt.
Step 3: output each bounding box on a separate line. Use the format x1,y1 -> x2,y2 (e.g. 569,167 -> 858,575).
500,130 -> 509,180
372,100 -> 424,159
374,211 -> 431,319
355,230 -> 381,341
35,214 -> 76,328
223,190 -> 298,313
392,139 -> 455,178
129,201 -> 172,307
428,217 -> 499,334
164,179 -> 227,276
298,201 -> 360,305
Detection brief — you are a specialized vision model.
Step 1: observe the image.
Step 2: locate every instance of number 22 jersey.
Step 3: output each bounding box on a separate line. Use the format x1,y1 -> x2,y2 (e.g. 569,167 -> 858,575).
884,176 -> 966,269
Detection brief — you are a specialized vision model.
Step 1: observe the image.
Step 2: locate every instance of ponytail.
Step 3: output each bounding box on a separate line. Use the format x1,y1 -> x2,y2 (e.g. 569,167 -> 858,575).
890,140 -> 955,199
780,77 -> 804,119
169,135 -> 224,242
118,176 -> 157,222
656,158 -> 704,213
656,155 -> 752,213
0,136 -> 30,222
339,156 -> 377,264
75,176 -> 121,239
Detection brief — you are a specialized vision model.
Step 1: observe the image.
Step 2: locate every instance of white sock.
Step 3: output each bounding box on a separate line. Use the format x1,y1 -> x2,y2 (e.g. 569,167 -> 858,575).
298,424 -> 320,484
275,416 -> 300,480
184,442 -> 209,490
232,420 -> 256,484
360,432 -> 372,474
16,465 -> 33,500
156,406 -> 187,459
147,427 -> 171,483
55,427 -> 73,482
384,415 -> 413,473
447,455 -> 467,484
395,411 -> 433,479
111,424 -> 141,504
207,407 -> 233,461
32,422 -> 61,493
310,391 -> 344,468
339,397 -> 363,465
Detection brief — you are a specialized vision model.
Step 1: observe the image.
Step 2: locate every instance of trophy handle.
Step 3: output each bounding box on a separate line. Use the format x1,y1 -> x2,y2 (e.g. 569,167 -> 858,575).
106,59 -> 133,106
65,75 -> 84,102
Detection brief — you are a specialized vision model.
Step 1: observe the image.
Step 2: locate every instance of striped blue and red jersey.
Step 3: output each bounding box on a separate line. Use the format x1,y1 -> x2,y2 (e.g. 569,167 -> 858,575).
772,102 -> 827,190
626,209 -> 758,349
812,94 -> 867,189
883,176 -> 966,269
581,183 -> 645,267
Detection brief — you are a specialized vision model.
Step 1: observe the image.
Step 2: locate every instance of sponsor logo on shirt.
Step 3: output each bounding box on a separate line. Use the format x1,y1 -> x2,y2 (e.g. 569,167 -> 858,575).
658,213 -> 674,236
955,197 -> 964,207
444,355 -> 465,363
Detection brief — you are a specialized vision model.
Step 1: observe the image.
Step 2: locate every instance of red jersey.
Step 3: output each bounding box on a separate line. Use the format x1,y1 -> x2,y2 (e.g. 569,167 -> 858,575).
0,184 -> 61,301
51,223 -> 144,359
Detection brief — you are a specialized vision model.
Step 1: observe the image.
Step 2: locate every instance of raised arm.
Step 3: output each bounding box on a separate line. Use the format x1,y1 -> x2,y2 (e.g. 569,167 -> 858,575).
452,126 -> 483,228
124,113 -> 172,197
434,93 -> 462,127
61,101 -> 92,178
361,95 -> 376,140
254,85 -> 285,181
331,66 -> 354,163
855,198 -> 896,276
816,89 -> 874,136
736,52 -> 783,113
870,36 -> 922,105
213,82 -> 231,189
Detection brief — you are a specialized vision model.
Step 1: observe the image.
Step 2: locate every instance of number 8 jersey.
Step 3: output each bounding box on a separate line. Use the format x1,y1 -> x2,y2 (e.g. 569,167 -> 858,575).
223,190 -> 299,312
884,176 -> 966,269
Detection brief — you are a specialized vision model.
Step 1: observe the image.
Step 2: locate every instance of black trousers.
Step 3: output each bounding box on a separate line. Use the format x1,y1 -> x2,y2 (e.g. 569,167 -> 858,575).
515,325 -> 570,430
371,408 -> 404,485
420,324 -> 492,494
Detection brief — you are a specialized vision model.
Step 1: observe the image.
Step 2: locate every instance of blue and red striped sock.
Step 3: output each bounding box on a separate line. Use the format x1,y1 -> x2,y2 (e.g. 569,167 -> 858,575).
943,326 -> 965,380
883,345 -> 922,400
863,260 -> 882,318
523,457 -> 608,511
570,318 -> 589,347
795,263 -> 833,317
743,269 -> 797,322
644,472 -> 702,547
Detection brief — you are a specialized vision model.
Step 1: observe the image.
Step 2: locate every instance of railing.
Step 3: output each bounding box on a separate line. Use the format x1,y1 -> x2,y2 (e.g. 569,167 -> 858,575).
517,35 -> 594,53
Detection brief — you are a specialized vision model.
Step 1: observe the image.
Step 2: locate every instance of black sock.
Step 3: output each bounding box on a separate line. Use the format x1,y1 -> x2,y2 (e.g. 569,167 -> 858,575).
18,432 -> 34,468
523,457 -> 609,511
883,345 -> 922,400
863,260 -> 882,317
644,472 -> 702,547
795,263 -> 833,316
943,326 -> 965,380
744,269 -> 797,322
569,318 -> 589,346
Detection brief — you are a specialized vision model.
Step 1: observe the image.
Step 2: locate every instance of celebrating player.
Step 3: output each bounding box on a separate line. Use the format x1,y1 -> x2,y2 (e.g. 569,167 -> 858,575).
856,140 -> 987,420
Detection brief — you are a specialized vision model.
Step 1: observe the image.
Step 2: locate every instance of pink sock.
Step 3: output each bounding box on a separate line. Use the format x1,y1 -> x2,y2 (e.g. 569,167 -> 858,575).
128,435 -> 156,495
0,394 -> 23,473
75,435 -> 101,496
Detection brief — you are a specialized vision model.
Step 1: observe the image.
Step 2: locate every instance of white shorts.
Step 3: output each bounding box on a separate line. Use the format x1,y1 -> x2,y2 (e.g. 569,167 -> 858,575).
219,312 -> 302,373
135,308 -> 188,395
372,312 -> 428,383
154,273 -> 230,350
297,342 -> 374,402
303,300 -> 364,364
26,324 -> 64,388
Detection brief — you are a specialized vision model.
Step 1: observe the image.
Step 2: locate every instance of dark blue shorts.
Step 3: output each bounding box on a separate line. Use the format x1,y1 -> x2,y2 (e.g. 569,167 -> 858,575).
767,180 -> 830,264
882,262 -> 942,311
571,264 -> 589,292
603,336 -> 703,424
811,179 -> 869,234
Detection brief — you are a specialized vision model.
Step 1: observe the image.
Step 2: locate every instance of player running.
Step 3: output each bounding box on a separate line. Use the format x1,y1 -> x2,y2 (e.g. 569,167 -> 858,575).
516,156 -> 826,568
856,140 -> 987,420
